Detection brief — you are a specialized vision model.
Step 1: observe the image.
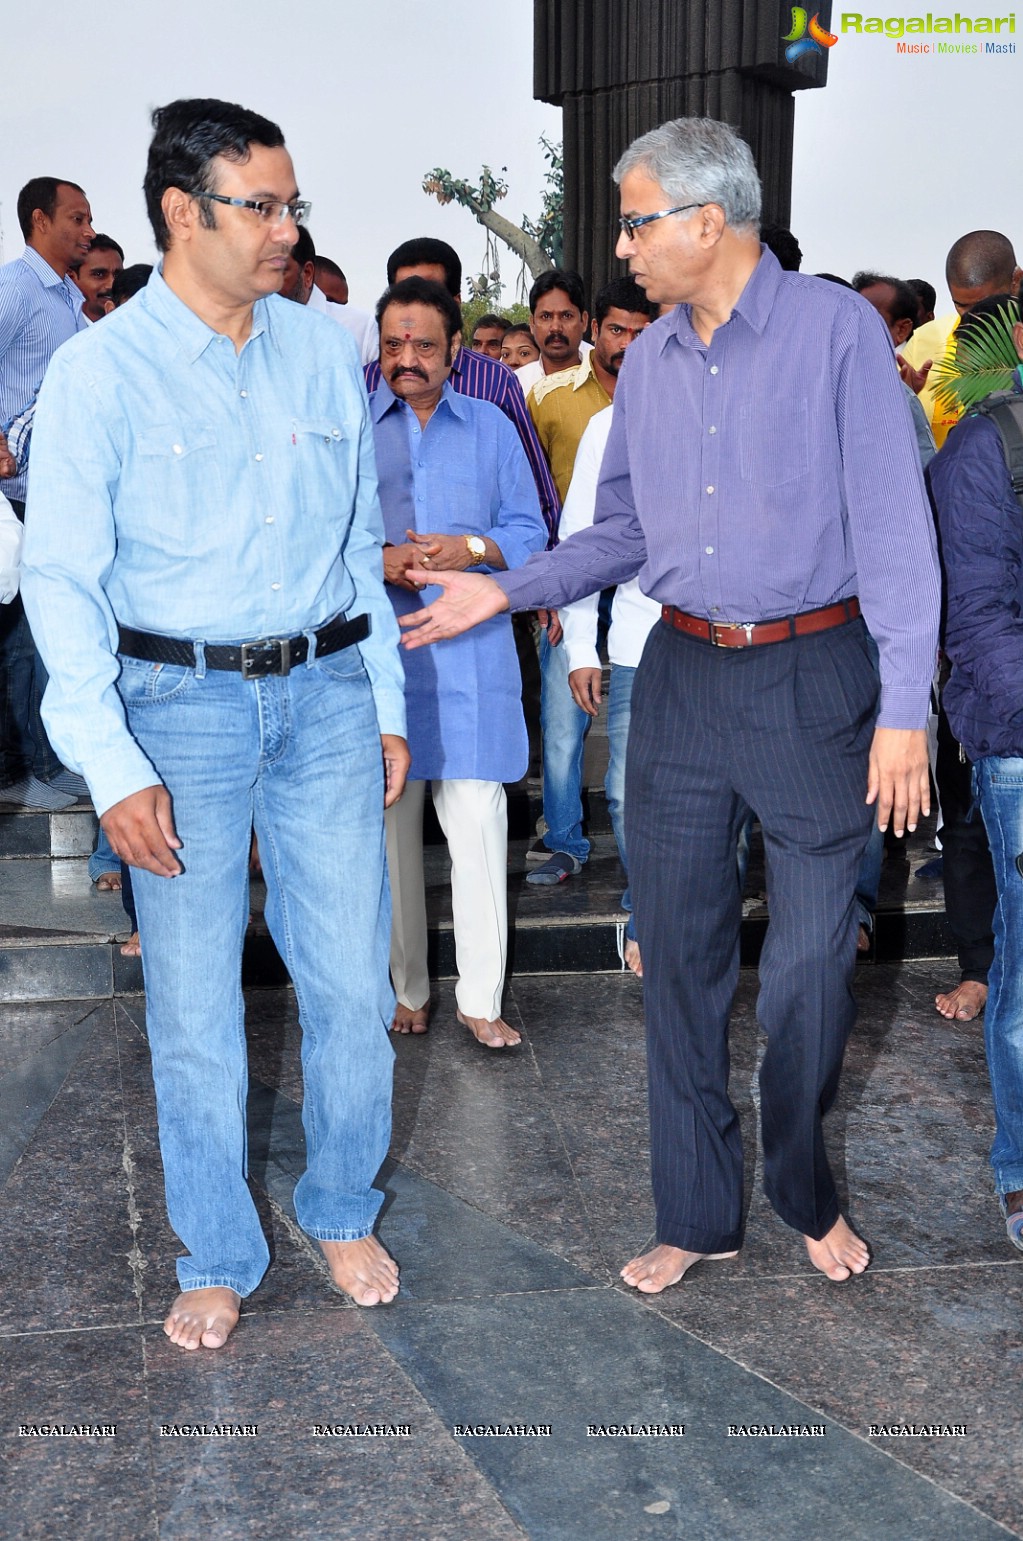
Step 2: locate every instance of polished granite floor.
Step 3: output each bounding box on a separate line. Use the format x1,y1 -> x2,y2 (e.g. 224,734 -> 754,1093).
2,958 -> 1020,1541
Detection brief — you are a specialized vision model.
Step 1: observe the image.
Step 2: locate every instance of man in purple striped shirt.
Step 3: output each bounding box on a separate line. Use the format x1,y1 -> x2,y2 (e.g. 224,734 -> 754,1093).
399,118 -> 941,1293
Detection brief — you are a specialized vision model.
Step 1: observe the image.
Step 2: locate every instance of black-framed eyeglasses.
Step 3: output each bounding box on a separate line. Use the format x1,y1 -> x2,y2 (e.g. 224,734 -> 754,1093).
617,204 -> 702,240
194,192 -> 312,227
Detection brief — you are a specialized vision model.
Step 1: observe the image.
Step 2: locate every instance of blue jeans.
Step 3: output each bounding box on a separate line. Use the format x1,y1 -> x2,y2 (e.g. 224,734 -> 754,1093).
88,826 -> 120,881
973,757 -> 1023,1195
539,628 -> 590,863
0,597 -> 60,783
120,640 -> 395,1296
605,664 -> 635,937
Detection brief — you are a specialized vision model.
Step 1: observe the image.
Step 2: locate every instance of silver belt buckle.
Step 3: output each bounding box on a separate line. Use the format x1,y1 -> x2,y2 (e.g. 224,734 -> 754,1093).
240,638 -> 291,679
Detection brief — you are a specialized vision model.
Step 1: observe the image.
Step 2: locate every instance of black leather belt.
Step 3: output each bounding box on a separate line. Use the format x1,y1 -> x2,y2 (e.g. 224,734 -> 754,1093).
117,613 -> 370,679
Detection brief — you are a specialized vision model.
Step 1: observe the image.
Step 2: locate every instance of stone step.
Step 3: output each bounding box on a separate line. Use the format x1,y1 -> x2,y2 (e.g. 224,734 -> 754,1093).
0,823 -> 955,1003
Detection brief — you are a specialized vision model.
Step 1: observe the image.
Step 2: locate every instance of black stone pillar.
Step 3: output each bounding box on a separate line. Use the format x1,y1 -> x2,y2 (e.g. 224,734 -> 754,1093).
534,0 -> 832,302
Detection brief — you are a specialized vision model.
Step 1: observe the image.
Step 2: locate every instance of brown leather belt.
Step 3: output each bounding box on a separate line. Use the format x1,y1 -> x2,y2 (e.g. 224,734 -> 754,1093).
660,597 -> 861,649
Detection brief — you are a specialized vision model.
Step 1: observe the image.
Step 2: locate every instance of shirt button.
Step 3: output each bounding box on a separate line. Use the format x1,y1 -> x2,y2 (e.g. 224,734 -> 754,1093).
240,390 -> 248,398
172,444 -> 182,455
709,365 -> 719,375
255,453 -> 264,462
706,485 -> 715,494
265,516 -> 274,524
708,425 -> 717,434
271,582 -> 281,591
331,429 -> 341,439
705,546 -> 714,554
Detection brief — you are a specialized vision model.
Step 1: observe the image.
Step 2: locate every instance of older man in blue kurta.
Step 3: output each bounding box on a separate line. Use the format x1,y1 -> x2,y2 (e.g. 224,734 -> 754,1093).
370,277 -> 546,1048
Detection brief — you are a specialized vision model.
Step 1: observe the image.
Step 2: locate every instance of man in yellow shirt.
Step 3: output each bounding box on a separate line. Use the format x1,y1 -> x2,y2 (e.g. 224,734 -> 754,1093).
526,277 -> 657,886
900,229 -> 1020,449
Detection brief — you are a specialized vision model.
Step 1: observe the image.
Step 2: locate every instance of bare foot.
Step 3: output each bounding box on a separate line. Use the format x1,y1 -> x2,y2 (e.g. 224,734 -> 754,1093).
319,1236 -> 399,1306
624,938 -> 643,977
857,924 -> 871,954
163,1287 -> 240,1350
391,1003 -> 430,1035
95,871 -> 121,892
935,979 -> 987,1021
620,1243 -> 738,1294
456,1009 -> 521,1048
120,931 -> 140,957
804,1216 -> 870,1281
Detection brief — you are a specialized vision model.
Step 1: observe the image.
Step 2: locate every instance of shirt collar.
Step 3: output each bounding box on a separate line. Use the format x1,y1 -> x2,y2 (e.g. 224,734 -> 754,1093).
570,351 -> 597,390
369,375 -> 467,424
662,244 -> 781,352
141,264 -> 271,364
21,245 -> 83,307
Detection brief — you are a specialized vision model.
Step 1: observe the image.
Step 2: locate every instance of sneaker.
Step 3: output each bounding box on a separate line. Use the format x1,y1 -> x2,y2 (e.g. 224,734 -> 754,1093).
526,851 -> 582,886
525,838 -> 552,866
47,769 -> 89,799
0,775 -> 76,811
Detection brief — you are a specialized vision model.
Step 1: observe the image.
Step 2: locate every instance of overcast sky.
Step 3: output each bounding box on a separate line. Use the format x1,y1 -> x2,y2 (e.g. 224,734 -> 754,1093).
2,0 -> 1019,314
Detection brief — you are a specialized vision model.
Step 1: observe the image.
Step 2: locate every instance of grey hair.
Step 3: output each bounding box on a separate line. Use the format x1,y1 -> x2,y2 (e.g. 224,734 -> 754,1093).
613,117 -> 762,233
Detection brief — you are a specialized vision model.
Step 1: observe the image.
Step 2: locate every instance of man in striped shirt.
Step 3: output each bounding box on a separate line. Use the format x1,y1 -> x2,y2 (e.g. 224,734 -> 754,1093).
0,177 -> 94,809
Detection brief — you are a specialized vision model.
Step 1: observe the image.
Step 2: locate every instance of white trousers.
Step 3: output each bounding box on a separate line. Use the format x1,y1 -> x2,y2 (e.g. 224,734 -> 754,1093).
385,778 -> 508,1020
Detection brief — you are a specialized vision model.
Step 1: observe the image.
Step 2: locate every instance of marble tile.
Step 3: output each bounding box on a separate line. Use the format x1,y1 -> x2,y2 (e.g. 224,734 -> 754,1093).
0,1005 -> 143,1334
49,809 -> 99,858
0,856 -> 123,938
246,1075 -> 597,1301
0,812 -> 50,858
644,1264 -> 1023,1536
389,981 -> 612,1279
371,1288 -> 1005,1541
143,1310 -> 524,1541
0,943 -> 113,1004
1,1327 -> 151,1541
0,1003 -> 107,1186
0,998 -> 102,1079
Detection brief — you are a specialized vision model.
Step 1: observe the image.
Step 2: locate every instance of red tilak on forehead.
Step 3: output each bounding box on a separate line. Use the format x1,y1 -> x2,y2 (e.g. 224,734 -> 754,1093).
404,332 -> 412,340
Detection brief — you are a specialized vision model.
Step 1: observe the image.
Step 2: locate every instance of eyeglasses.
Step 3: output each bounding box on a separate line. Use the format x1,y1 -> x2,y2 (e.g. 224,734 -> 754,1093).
195,192 -> 312,227
617,204 -> 702,240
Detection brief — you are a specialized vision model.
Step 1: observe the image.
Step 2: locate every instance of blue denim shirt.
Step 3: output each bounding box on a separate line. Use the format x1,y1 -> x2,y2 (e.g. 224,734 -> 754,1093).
21,268 -> 405,815
370,379 -> 545,781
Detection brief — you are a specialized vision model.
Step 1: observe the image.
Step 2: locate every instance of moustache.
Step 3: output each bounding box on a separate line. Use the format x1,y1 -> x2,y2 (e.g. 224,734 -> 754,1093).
391,366 -> 428,383
545,333 -> 568,346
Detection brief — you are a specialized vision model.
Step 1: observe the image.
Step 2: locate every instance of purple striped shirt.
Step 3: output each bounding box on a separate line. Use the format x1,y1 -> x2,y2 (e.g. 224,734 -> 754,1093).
496,249 -> 940,730
366,346 -> 559,545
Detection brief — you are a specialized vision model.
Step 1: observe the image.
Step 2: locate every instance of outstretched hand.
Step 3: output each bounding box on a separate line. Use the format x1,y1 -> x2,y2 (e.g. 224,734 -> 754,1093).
399,568 -> 510,649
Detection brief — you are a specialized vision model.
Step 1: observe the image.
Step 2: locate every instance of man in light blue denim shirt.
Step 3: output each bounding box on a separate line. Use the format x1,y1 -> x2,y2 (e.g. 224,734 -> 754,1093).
21,98 -> 410,1350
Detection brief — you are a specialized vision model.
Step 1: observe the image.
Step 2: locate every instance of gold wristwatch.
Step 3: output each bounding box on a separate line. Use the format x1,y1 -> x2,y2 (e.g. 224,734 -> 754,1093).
464,535 -> 487,566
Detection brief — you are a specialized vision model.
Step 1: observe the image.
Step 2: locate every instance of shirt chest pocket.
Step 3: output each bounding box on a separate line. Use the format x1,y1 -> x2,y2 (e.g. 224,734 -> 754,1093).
135,424 -> 219,461
290,418 -> 352,511
129,424 -> 225,553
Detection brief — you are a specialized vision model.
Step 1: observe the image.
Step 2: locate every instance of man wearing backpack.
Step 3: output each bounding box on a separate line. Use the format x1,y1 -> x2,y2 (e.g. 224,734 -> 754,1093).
929,289 -> 1023,1254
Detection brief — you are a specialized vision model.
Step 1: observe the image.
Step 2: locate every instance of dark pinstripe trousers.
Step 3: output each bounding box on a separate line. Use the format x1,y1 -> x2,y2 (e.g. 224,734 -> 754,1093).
626,616 -> 879,1253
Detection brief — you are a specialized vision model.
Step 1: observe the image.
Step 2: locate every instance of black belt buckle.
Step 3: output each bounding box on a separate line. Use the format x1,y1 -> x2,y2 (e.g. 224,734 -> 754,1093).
240,638 -> 291,679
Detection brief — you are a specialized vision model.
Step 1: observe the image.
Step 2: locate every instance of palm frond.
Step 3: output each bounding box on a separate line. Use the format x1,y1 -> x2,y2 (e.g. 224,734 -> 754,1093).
932,304 -> 1021,414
